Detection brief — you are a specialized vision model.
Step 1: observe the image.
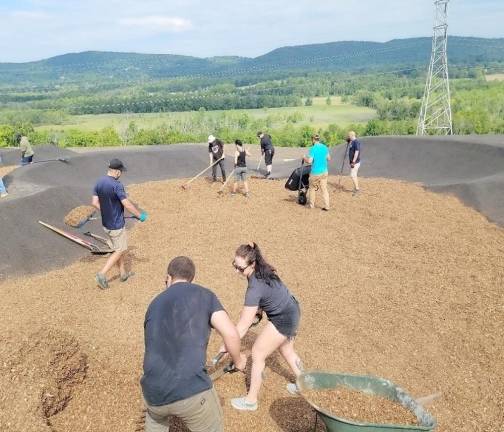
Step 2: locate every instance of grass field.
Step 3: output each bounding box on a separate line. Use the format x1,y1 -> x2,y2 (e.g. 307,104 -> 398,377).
36,97 -> 375,133
485,74 -> 504,82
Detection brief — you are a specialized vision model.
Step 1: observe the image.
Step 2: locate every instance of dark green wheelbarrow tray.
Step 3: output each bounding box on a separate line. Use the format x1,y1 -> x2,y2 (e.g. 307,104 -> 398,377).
297,371 -> 437,432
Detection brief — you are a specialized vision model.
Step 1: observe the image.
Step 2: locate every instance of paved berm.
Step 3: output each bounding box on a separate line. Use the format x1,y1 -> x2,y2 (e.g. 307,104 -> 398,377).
0,137 -> 503,432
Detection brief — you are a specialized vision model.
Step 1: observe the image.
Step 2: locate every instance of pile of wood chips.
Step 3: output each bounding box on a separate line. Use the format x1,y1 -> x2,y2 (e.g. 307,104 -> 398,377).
302,386 -> 418,426
63,205 -> 96,227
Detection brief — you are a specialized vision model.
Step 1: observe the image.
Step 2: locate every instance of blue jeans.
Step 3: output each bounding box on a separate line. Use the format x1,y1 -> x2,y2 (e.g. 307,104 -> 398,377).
0,178 -> 6,194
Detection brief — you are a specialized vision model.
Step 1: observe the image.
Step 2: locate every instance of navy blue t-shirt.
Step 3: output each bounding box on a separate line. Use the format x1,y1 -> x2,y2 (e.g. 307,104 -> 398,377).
141,282 -> 224,406
260,134 -> 273,151
93,175 -> 127,230
349,140 -> 361,164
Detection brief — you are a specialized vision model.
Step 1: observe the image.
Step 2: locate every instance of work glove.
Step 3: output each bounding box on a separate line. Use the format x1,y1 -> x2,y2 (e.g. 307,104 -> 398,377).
350,163 -> 355,168
138,211 -> 148,222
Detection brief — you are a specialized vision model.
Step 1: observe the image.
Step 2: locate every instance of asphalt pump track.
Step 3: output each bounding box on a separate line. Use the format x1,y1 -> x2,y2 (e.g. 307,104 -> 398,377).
1,135 -> 503,279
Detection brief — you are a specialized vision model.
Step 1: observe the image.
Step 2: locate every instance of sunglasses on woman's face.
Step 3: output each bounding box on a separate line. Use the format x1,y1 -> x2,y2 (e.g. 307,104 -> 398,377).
232,261 -> 250,273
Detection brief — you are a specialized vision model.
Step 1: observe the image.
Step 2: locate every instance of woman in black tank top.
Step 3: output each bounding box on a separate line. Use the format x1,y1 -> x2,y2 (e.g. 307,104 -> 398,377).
232,140 -> 252,197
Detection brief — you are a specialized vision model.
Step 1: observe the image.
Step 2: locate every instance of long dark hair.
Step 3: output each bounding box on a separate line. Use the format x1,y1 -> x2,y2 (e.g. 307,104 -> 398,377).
235,242 -> 280,283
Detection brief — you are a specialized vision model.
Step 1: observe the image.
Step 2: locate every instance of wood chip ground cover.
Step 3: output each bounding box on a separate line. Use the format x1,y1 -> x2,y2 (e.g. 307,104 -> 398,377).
301,387 -> 418,426
0,176 -> 503,432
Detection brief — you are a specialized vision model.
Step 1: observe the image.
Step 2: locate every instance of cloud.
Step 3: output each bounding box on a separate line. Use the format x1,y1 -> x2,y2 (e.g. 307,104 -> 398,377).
118,16 -> 192,33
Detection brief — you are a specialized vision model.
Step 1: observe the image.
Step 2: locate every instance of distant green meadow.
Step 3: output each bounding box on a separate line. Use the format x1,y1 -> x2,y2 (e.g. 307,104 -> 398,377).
36,97 -> 375,133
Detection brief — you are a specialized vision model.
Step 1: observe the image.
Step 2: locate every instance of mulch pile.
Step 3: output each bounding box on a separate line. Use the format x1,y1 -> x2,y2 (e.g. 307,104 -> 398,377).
63,205 -> 96,228
0,165 -> 16,179
1,176 -> 503,432
302,387 -> 418,426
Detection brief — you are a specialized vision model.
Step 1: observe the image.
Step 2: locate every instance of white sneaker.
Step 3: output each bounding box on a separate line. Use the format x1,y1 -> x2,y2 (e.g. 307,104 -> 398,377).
286,383 -> 299,395
0,192 -> 8,198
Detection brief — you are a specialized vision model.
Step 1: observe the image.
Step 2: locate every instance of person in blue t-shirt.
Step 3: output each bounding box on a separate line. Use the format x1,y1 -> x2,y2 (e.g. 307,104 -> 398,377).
141,256 -> 246,432
92,159 -> 147,289
347,131 -> 362,196
304,134 -> 331,211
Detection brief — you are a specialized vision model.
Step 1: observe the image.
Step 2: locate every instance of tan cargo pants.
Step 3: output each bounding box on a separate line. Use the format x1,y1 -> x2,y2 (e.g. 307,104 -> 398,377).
308,173 -> 330,210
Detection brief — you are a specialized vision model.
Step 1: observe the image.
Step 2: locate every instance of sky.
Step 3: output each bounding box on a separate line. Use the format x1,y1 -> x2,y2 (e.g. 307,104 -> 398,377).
0,0 -> 503,63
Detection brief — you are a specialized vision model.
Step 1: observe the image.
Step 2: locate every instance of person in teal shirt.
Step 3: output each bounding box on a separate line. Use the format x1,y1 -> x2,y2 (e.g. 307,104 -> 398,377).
303,134 -> 331,211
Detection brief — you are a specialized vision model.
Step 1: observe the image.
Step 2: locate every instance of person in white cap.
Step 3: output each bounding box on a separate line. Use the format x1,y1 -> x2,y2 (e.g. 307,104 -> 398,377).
208,135 -> 226,182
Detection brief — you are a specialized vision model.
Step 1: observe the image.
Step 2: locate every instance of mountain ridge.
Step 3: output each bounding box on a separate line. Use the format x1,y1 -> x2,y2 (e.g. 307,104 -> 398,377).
0,36 -> 503,85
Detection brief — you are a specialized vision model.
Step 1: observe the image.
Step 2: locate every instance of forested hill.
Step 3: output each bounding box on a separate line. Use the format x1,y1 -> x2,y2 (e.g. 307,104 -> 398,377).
1,36 -> 503,85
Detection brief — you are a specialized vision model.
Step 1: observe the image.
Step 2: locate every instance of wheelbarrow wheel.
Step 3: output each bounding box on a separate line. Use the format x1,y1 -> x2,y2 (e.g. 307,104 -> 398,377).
298,190 -> 307,205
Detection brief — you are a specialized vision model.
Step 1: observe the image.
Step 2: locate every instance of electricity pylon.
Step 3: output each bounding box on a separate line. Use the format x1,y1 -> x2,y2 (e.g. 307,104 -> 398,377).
417,0 -> 453,135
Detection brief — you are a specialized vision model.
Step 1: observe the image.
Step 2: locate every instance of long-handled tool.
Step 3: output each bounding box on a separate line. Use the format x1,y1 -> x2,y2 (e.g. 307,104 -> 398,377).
256,155 -> 262,172
64,206 -> 140,228
181,156 -> 225,190
337,142 -> 350,189
83,231 -> 109,246
207,310 -> 262,380
210,362 -> 238,382
39,221 -> 112,254
31,158 -> 69,164
217,169 -> 235,195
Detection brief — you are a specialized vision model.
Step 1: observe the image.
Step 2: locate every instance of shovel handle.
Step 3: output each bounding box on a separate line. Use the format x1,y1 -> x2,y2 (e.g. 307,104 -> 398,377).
212,352 -> 226,366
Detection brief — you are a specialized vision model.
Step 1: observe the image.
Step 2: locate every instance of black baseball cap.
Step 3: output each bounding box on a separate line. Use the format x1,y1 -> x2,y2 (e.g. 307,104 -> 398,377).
109,158 -> 127,171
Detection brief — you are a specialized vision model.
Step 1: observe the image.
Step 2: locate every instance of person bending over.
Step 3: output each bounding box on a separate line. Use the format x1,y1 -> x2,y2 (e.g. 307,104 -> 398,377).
208,134 -> 226,183
224,242 -> 303,411
141,256 -> 246,432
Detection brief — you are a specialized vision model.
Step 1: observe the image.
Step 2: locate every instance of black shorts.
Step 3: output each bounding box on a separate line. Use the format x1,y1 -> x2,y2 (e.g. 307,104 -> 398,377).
264,148 -> 275,166
269,297 -> 300,339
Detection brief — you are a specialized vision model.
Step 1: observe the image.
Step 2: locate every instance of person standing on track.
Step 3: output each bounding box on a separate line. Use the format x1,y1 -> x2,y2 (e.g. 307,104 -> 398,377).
0,153 -> 8,198
232,139 -> 251,197
18,134 -> 34,165
141,256 -> 246,432
347,131 -> 362,196
208,135 -> 226,183
0,177 -> 7,198
304,134 -> 331,211
92,158 -> 147,289
226,242 -> 303,411
257,131 -> 274,178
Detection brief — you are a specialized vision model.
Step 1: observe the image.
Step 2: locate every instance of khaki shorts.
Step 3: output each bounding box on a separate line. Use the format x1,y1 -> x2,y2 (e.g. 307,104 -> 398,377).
104,227 -> 128,252
350,162 -> 361,178
144,387 -> 223,432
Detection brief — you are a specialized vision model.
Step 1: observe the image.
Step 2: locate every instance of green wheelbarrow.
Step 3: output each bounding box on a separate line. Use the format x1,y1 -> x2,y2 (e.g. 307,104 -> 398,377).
297,371 -> 437,432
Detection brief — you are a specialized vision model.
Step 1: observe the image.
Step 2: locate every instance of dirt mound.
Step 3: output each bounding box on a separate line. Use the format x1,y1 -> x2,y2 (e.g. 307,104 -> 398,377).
0,329 -> 87,432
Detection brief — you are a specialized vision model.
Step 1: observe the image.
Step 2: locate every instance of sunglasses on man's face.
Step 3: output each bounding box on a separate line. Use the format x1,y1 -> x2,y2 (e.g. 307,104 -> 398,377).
232,261 -> 250,273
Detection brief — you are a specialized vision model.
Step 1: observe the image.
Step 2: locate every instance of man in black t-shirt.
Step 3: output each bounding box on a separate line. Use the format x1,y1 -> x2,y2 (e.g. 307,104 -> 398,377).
257,131 -> 275,177
208,134 -> 226,182
141,256 -> 245,432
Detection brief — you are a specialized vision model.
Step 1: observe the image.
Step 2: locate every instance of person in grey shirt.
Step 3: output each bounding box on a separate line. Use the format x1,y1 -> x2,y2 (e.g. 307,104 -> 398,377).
222,242 -> 303,411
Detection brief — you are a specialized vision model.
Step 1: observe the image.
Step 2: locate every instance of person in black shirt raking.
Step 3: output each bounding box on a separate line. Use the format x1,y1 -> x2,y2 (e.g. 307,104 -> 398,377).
221,242 -> 304,411
232,139 -> 252,197
208,134 -> 226,183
